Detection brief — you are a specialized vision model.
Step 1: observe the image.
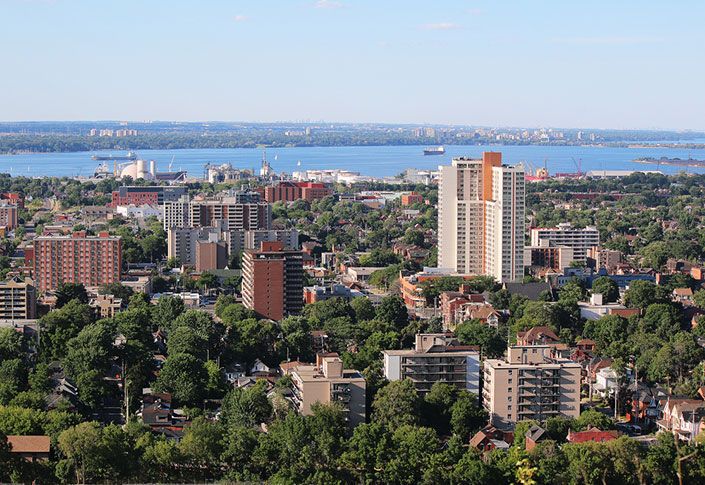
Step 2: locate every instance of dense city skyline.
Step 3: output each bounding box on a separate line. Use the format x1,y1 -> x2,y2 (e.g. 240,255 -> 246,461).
2,0 -> 704,130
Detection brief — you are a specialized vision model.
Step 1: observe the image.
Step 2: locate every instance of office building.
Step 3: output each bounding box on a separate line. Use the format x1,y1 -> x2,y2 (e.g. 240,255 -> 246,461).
0,203 -> 18,230
31,232 -> 122,292
530,223 -> 599,263
483,345 -> 581,428
0,277 -> 37,320
383,333 -> 481,396
241,241 -> 303,320
438,152 -> 525,283
283,354 -> 366,427
110,186 -> 187,208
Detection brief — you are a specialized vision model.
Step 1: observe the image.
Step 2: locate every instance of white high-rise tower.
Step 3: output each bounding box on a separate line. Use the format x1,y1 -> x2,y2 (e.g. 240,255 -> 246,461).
438,152 -> 525,283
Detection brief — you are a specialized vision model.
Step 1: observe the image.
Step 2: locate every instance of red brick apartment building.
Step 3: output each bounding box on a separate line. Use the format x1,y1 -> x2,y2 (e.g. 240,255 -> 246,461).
31,231 -> 122,292
242,241 -> 303,320
262,181 -> 331,203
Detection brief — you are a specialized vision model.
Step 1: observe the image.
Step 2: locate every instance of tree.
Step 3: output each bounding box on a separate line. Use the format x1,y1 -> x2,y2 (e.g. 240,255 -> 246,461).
178,417 -> 224,476
640,241 -> 670,270
372,379 -> 419,428
574,409 -> 614,431
219,303 -> 256,325
450,392 -> 488,441
154,353 -> 207,405
280,316 -> 314,361
376,295 -> 408,330
383,425 -> 440,485
220,380 -> 273,429
641,303 -> 682,340
58,421 -> 103,484
63,323 -> 115,409
302,297 -> 355,327
350,297 -> 376,321
563,441 -> 611,484
98,282 -> 134,301
153,296 -> 185,331
591,276 -> 620,303
0,328 -> 24,360
559,278 -> 588,302
197,272 -> 218,291
214,295 -> 238,318
40,300 -> 95,361
623,280 -> 670,309
455,319 -> 506,358
55,282 -> 89,308
167,326 -> 207,359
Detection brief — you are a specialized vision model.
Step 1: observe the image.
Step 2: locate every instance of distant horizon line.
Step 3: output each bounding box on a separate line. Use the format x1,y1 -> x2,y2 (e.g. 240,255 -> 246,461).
0,119 -> 704,134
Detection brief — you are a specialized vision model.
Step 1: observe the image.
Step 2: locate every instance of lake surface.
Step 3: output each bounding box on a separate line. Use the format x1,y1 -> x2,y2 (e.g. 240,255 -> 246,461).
2,144 -> 705,178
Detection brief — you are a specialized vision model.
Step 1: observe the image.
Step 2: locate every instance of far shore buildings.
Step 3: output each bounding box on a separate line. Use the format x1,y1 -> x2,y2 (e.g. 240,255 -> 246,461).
383,333 -> 481,396
29,231 -> 122,293
437,152 -> 525,283
483,345 -> 581,428
242,241 -> 304,321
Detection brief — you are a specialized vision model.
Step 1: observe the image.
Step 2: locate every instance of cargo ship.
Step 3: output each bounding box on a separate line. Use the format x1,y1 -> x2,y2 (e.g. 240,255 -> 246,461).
91,151 -> 138,161
423,146 -> 445,155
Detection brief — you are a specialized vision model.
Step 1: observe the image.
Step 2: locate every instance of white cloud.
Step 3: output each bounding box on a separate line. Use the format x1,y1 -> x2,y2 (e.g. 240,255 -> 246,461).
421,22 -> 461,31
466,8 -> 483,16
233,15 -> 249,22
551,36 -> 665,45
315,0 -> 343,9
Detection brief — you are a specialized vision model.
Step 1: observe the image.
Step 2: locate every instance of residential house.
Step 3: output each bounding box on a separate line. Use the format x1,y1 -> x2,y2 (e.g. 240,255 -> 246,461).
469,425 -> 514,453
566,427 -> 619,444
6,436 -> 51,462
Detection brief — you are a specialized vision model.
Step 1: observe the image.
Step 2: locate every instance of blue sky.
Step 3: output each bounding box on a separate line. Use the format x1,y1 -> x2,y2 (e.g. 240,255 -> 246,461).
1,0 -> 704,130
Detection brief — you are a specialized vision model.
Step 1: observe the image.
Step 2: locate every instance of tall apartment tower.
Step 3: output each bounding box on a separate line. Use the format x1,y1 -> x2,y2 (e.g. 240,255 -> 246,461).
241,241 -> 304,321
438,152 -> 525,282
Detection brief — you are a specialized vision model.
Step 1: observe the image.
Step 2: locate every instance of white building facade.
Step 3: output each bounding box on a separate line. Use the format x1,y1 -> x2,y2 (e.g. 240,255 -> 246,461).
438,152 -> 525,282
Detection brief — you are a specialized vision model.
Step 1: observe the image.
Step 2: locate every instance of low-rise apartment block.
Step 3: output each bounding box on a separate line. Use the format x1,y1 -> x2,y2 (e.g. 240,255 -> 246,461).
530,223 -> 599,263
483,345 -> 581,428
0,277 -> 37,320
383,333 -> 481,396
284,354 -> 366,427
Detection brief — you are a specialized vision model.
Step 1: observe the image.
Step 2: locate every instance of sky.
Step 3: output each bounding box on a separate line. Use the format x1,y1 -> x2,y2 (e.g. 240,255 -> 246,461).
1,0 -> 704,130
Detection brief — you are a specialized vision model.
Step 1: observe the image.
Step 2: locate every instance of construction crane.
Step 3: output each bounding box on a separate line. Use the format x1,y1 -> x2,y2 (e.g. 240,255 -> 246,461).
571,157 -> 583,176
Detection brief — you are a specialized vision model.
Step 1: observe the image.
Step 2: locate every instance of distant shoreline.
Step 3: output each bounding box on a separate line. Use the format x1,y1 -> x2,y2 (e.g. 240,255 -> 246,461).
3,139 -> 705,156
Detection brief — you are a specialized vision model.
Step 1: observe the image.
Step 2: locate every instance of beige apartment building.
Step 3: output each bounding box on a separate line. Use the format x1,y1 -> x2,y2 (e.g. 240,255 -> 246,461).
383,333 -> 481,396
530,223 -> 599,263
0,277 -> 37,320
89,294 -> 123,319
483,345 -> 581,428
438,152 -> 525,283
284,354 -> 366,427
